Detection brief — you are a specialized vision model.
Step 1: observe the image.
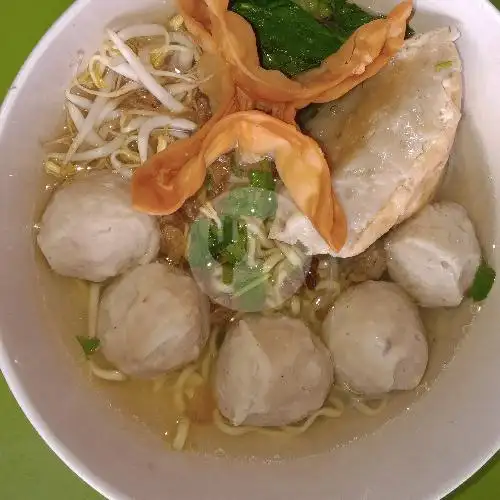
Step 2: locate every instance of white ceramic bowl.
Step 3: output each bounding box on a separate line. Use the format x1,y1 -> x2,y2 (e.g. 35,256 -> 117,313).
1,0 -> 500,498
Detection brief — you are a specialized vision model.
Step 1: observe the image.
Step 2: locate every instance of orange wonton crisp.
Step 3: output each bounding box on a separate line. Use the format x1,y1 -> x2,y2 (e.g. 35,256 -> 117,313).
133,111 -> 347,251
178,0 -> 413,111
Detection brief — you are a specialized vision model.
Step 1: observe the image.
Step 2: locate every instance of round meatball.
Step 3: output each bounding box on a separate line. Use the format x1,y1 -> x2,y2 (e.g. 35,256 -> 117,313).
37,172 -> 160,282
215,315 -> 333,427
385,202 -> 481,307
97,263 -> 210,378
322,281 -> 428,396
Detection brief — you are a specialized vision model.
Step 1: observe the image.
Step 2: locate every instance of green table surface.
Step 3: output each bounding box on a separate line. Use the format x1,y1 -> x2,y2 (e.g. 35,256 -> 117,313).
1,1 -> 500,499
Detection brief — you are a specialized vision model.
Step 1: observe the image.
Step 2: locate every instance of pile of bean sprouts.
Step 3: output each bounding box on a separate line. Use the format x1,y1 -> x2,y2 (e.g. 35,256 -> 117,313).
44,15 -> 205,181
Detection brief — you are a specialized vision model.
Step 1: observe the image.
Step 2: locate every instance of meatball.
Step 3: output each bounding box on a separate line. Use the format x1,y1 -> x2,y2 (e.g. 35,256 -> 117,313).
385,202 -> 481,307
97,263 -> 210,378
37,172 -> 160,282
215,315 -> 333,427
322,281 -> 428,396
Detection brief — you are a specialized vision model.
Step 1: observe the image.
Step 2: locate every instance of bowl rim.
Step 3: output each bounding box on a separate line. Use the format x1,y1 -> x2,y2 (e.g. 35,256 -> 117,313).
1,1 -> 500,500
0,3 -> 120,499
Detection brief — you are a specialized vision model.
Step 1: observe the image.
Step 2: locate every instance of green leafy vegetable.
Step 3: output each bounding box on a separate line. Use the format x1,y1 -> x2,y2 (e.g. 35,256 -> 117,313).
292,0 -> 332,18
222,263 -> 234,285
76,336 -> 100,358
325,0 -> 379,37
468,263 -> 496,302
189,215 -> 249,282
231,0 -> 345,76
208,216 -> 248,266
230,0 -> 413,77
221,219 -> 249,265
327,0 -> 415,39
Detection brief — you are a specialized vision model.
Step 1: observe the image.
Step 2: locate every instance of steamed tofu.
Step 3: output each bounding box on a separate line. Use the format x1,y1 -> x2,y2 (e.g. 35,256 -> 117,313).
215,315 -> 333,427
322,281 -> 428,396
273,27 -> 462,257
385,202 -> 481,307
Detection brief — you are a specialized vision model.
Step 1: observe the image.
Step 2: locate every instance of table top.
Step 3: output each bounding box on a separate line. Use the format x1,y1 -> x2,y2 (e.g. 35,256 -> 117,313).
1,1 -> 499,499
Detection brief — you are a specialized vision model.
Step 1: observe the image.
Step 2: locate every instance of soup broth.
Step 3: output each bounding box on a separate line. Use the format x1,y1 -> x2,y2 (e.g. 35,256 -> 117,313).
35,148 -> 487,458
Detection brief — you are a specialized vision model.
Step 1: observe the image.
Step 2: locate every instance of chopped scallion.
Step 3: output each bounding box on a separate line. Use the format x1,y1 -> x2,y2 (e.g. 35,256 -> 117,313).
468,262 -> 496,302
222,264 -> 234,285
435,60 -> 453,71
76,336 -> 101,358
248,169 -> 276,191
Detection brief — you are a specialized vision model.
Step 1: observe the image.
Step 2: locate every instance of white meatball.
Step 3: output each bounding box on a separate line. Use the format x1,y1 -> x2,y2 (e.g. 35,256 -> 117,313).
322,281 -> 428,396
385,202 -> 481,307
37,172 -> 160,282
215,315 -> 333,427
97,263 -> 209,378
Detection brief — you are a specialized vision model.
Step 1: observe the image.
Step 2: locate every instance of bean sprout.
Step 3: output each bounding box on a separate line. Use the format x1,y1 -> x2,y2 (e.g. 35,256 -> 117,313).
137,115 -> 196,163
199,203 -> 222,229
73,79 -> 142,98
150,68 -> 196,82
65,90 -> 93,109
120,115 -> 148,133
169,129 -> 190,140
117,24 -> 170,46
87,55 -> 106,88
110,151 -> 139,177
107,29 -> 184,113
95,96 -> 127,129
65,94 -> 112,162
51,135 -> 126,163
106,58 -> 140,81
66,102 -> 105,147
165,82 -> 198,96
89,361 -> 127,382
